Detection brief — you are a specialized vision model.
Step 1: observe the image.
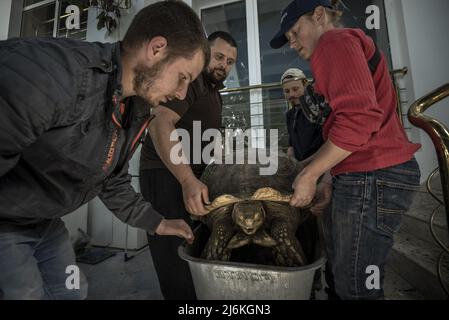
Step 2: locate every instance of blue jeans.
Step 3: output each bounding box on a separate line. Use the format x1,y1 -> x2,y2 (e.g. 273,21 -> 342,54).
0,218 -> 88,300
322,158 -> 421,300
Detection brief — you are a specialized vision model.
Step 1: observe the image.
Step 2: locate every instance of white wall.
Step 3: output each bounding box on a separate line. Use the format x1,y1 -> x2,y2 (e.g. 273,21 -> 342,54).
86,0 -> 148,43
61,204 -> 88,243
385,0 -> 449,182
0,0 -> 12,40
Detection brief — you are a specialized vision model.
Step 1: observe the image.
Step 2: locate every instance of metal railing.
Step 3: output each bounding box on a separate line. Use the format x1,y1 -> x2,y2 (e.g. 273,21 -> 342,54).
408,83 -> 449,297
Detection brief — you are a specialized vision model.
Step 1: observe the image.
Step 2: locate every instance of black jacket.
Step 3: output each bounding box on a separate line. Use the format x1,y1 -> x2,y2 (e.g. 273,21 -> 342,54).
0,37 -> 162,233
286,105 -> 324,162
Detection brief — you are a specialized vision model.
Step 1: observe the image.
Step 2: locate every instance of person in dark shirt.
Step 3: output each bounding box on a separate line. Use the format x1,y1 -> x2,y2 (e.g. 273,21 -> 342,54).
282,68 -> 324,162
139,31 -> 238,300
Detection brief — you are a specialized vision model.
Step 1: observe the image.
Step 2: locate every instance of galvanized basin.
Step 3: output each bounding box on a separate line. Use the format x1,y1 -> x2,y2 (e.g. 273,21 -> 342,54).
178,221 -> 326,300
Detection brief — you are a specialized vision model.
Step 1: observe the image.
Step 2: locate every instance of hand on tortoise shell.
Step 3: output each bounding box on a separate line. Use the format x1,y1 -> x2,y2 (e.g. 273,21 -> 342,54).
289,171 -> 318,208
181,175 -> 211,216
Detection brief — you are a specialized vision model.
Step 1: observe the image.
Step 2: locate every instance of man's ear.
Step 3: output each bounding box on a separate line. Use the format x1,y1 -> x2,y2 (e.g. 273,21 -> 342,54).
145,36 -> 168,61
313,6 -> 326,25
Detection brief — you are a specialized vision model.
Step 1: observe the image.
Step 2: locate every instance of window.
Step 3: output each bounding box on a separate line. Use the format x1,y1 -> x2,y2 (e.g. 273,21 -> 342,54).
200,1 -> 253,141
21,0 -> 88,39
201,1 -> 249,89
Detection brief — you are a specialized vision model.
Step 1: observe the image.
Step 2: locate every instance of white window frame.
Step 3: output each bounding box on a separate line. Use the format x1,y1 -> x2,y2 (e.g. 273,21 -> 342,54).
22,0 -> 61,37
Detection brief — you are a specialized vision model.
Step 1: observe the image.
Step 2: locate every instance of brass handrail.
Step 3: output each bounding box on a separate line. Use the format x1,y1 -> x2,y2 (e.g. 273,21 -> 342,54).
408,83 -> 449,239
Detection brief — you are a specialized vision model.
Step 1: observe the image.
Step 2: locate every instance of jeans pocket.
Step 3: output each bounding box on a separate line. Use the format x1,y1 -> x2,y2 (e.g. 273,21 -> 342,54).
376,180 -> 420,235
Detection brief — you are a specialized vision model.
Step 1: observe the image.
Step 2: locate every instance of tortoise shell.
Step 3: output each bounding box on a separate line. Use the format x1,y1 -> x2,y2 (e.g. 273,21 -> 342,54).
200,149 -> 304,210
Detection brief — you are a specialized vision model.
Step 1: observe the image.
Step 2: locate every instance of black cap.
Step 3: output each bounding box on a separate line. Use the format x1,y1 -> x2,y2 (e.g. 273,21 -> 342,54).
270,0 -> 333,49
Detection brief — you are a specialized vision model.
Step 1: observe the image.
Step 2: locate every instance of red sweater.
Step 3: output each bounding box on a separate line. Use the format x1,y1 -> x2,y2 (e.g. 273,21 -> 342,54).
310,28 -> 421,176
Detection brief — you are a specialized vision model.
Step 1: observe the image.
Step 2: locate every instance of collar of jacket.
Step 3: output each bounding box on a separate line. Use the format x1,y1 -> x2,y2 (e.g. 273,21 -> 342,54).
110,42 -> 125,128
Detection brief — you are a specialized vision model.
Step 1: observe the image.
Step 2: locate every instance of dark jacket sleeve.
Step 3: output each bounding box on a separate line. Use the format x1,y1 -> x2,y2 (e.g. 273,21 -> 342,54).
99,163 -> 164,234
0,41 -> 67,177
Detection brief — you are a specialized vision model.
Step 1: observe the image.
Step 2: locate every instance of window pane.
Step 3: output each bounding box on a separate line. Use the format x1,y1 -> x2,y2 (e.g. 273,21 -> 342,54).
339,0 -> 392,68
258,0 -> 309,84
21,1 -> 88,40
258,0 -> 299,150
21,3 -> 56,37
201,1 -> 249,88
202,1 -> 251,137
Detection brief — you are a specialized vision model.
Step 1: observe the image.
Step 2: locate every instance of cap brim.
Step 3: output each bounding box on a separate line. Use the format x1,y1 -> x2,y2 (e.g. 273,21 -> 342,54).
270,30 -> 288,49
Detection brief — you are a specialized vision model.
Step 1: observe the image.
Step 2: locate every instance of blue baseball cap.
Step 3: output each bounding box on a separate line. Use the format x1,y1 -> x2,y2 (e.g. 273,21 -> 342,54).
270,0 -> 333,49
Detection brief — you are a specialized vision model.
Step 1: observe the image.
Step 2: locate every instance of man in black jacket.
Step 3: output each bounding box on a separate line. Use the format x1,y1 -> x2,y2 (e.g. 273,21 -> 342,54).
139,31 -> 237,299
0,1 -> 209,300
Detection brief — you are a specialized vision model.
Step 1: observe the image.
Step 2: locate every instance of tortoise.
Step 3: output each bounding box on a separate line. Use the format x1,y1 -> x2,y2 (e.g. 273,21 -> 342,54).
199,150 -> 312,267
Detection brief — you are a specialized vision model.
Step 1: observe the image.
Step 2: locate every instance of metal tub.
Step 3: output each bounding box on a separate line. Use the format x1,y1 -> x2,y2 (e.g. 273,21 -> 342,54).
178,220 -> 326,300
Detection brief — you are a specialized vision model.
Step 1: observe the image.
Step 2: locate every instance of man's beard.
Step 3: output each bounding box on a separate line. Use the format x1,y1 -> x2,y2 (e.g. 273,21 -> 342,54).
289,98 -> 301,107
207,67 -> 227,85
133,57 -> 168,107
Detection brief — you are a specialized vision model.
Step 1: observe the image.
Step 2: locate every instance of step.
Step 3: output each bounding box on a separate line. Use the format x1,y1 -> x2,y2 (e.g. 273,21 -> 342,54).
400,172 -> 448,246
383,265 -> 425,300
388,231 -> 449,299
402,190 -> 449,245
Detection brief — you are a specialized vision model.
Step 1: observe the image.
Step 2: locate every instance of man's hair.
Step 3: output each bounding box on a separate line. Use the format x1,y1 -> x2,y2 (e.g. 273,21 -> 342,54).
122,1 -> 210,67
207,31 -> 238,49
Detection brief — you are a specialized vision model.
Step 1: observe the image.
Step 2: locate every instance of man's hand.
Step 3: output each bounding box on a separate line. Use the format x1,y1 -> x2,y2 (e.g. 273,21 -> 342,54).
287,146 -> 295,158
181,175 -> 210,216
289,171 -> 319,208
310,182 -> 332,215
155,219 -> 194,244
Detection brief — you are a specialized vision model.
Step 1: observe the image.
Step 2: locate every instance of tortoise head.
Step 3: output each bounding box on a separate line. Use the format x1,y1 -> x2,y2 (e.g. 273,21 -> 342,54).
231,200 -> 265,235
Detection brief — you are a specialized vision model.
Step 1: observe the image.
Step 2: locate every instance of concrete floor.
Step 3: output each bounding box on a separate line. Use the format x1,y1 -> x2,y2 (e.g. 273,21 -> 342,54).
79,248 -> 163,300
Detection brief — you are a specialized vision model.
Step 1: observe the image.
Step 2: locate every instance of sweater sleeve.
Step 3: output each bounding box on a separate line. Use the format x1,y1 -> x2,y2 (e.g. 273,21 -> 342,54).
311,35 -> 384,152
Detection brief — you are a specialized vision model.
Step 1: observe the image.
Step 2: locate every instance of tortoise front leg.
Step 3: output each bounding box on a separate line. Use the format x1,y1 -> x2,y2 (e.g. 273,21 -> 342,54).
201,208 -> 235,261
270,219 -> 307,267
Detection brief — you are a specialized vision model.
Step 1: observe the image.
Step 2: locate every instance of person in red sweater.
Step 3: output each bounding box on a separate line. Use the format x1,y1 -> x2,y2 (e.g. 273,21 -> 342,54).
271,0 -> 421,299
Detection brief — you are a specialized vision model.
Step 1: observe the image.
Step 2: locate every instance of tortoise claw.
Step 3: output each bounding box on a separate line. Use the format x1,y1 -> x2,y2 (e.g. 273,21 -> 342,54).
227,232 -> 251,249
252,230 -> 277,247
